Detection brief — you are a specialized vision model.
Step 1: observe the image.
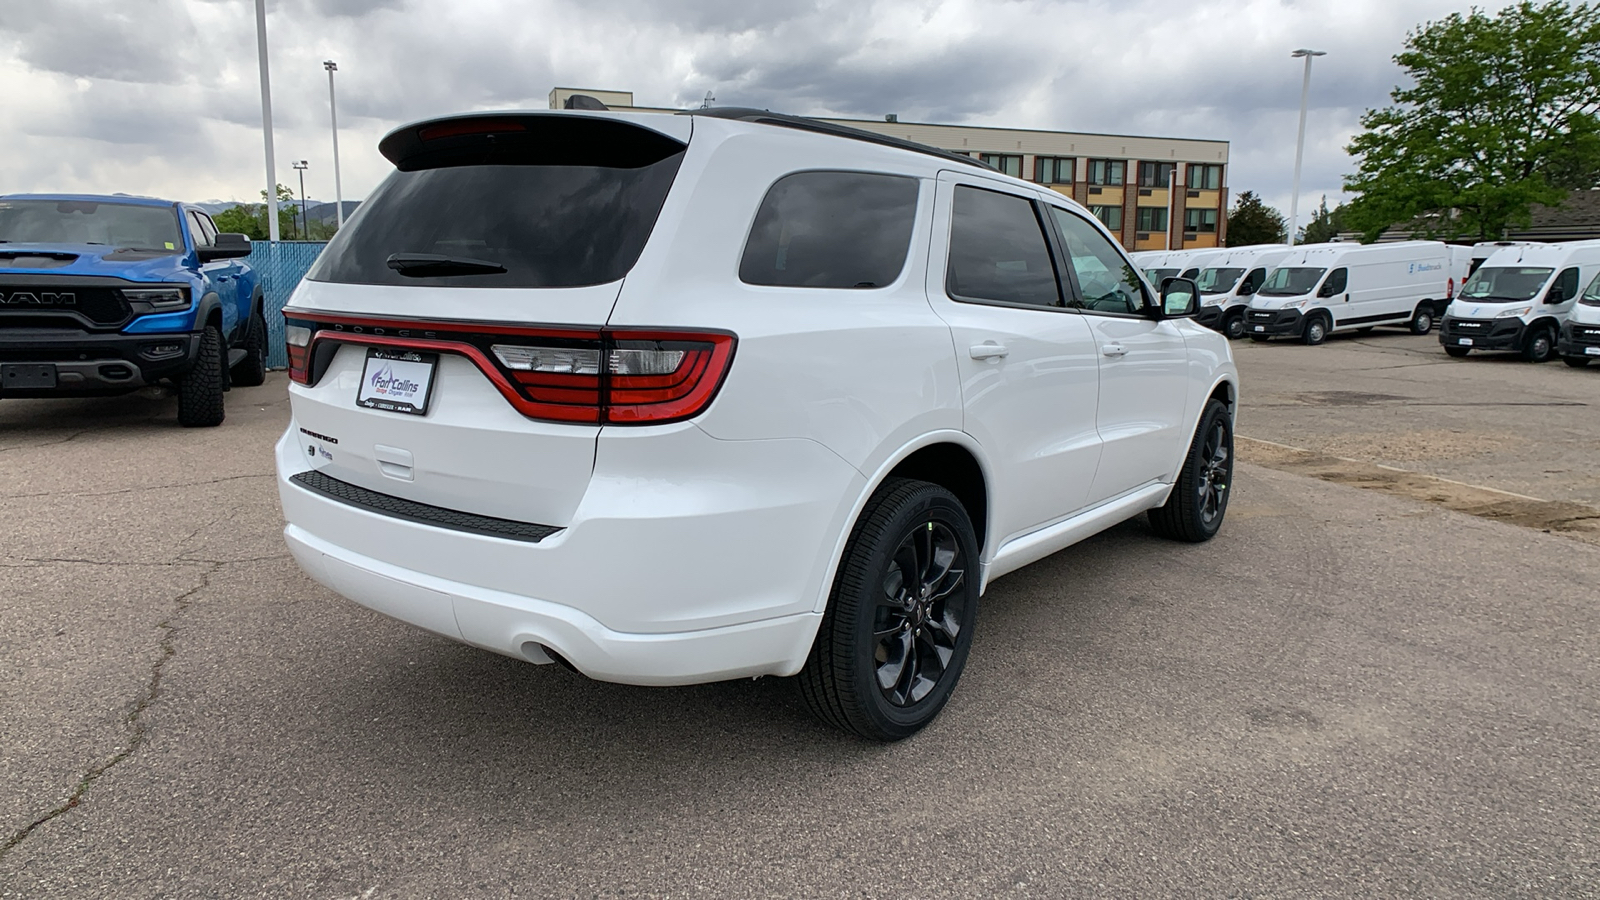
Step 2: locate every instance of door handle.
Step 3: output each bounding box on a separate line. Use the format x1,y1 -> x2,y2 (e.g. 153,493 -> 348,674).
1101,343 -> 1128,358
969,342 -> 1009,360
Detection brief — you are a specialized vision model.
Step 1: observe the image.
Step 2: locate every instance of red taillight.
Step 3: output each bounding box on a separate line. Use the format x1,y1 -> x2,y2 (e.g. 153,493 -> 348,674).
283,312 -> 735,425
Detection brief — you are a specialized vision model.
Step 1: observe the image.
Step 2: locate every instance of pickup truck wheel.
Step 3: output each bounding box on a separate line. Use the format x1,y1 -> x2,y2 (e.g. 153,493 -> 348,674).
1301,314 -> 1330,346
1409,306 -> 1435,335
798,478 -> 979,742
230,309 -> 268,387
1522,325 -> 1556,362
177,326 -> 226,428
1564,356 -> 1591,368
1148,398 -> 1232,543
1445,346 -> 1471,358
1223,311 -> 1247,340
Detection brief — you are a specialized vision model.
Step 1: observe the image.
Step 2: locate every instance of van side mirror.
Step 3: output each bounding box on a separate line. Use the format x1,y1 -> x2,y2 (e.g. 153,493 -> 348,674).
1317,281 -> 1337,298
1156,277 -> 1199,319
1546,286 -> 1566,304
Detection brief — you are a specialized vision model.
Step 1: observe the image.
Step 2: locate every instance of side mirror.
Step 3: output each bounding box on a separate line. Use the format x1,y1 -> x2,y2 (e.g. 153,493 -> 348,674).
1239,282 -> 1255,296
1156,277 -> 1199,319
1546,287 -> 1566,304
198,233 -> 252,262
1317,282 -> 1337,298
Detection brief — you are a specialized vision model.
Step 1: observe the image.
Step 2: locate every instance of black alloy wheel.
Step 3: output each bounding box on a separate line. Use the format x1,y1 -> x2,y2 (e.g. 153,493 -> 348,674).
1223,311 -> 1247,340
798,478 -> 980,741
1149,398 -> 1233,542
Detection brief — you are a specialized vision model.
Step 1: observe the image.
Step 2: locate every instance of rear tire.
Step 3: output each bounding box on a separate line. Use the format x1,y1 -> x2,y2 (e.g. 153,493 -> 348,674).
1223,311 -> 1247,340
1148,399 -> 1233,543
1301,313 -> 1330,346
1521,324 -> 1556,363
177,326 -> 226,428
798,478 -> 980,742
230,308 -> 268,387
1564,356 -> 1590,368
1445,346 -> 1470,358
1409,305 -> 1435,335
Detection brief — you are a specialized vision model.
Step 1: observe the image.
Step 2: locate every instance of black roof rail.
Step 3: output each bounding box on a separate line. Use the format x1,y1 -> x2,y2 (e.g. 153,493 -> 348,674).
681,107 -> 995,172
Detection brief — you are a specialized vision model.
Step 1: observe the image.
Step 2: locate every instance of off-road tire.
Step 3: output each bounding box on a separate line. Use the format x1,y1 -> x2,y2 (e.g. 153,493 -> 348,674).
1409,305 -> 1435,335
177,326 -> 226,427
230,308 -> 269,387
1301,313 -> 1330,346
797,478 -> 980,742
1445,346 -> 1470,358
1148,398 -> 1233,543
1522,324 -> 1556,363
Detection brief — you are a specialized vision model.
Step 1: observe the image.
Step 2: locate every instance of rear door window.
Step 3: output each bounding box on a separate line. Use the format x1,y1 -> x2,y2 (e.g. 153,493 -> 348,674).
307,117 -> 686,288
739,171 -> 918,289
946,186 -> 1061,307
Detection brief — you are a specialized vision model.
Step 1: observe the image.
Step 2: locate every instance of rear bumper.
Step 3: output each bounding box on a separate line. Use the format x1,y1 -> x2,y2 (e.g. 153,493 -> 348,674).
1439,316 -> 1523,351
276,420 -> 864,685
0,329 -> 201,396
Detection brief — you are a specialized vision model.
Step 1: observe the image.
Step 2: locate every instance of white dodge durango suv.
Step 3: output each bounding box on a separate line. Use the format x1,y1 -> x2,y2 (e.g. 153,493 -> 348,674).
276,107 -> 1239,740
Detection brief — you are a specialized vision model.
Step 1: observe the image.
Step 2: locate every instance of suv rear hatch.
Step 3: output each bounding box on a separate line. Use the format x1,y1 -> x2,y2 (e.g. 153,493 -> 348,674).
284,112 -> 707,527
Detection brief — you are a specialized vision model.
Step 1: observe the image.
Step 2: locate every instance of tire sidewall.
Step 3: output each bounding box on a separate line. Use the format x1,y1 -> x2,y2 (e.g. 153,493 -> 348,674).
1304,314 -> 1328,345
1224,311 -> 1246,340
1411,308 -> 1433,335
1526,326 -> 1554,362
1186,400 -> 1233,538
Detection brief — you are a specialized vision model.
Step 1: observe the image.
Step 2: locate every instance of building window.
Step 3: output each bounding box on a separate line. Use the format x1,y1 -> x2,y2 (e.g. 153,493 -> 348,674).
1184,208 -> 1219,233
1186,164 -> 1223,191
1136,207 -> 1169,232
978,153 -> 1023,178
1087,159 -> 1125,186
1090,205 -> 1123,231
1136,162 -> 1174,189
1034,156 -> 1075,185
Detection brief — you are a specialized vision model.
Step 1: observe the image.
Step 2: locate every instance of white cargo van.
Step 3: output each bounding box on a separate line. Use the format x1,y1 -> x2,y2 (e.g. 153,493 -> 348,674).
1193,245 -> 1292,339
1558,268 -> 1600,367
1132,248 -> 1223,285
1245,241 -> 1453,345
1468,241 -> 1543,277
1441,241 -> 1600,362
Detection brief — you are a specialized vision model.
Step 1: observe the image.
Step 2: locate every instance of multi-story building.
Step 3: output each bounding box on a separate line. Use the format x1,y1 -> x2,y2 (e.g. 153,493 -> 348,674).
550,88 -> 1231,250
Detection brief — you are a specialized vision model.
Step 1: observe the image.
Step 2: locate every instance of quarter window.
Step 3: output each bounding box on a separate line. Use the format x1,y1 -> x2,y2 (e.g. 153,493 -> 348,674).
946,186 -> 1060,307
1185,208 -> 1219,233
1135,207 -> 1169,232
1186,165 -> 1223,190
740,171 -> 919,289
1089,205 -> 1122,231
1034,157 -> 1075,185
1048,207 -> 1148,315
1087,159 -> 1125,186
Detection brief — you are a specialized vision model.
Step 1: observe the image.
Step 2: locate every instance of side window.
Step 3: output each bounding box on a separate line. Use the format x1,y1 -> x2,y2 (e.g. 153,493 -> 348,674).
198,212 -> 219,245
739,171 -> 919,289
1243,267 -> 1267,294
1552,267 -> 1580,302
1321,267 -> 1348,296
1048,207 -> 1148,315
945,186 -> 1061,307
185,211 -> 212,247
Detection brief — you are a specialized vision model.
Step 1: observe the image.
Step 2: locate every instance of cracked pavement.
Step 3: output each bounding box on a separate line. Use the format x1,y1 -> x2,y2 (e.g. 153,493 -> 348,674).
3,349 -> 1600,898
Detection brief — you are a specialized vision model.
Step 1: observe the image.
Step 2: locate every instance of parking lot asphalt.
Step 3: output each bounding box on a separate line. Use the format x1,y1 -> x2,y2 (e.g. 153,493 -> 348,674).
4,333 -> 1600,898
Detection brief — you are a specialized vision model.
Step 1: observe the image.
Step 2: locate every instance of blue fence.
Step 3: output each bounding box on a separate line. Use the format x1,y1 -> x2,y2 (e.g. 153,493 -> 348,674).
246,241 -> 327,368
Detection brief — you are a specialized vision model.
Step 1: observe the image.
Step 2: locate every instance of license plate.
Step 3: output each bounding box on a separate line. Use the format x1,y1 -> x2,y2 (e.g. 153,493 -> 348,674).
1254,325 -> 1265,332
1457,338 -> 1473,346
1587,346 -> 1600,356
1,363 -> 57,389
357,348 -> 437,416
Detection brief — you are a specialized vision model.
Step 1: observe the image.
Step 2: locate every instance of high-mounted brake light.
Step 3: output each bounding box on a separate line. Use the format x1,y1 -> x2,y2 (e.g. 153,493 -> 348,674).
284,313 -> 735,425
417,119 -> 528,141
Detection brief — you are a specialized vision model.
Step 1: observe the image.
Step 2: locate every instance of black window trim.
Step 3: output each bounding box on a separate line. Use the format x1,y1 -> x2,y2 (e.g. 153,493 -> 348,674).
1042,201 -> 1153,319
942,180 -> 1074,314
737,167 -> 922,292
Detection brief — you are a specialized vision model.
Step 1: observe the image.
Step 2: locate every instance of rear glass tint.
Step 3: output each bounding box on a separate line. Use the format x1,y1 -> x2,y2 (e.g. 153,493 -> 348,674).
947,186 -> 1060,307
739,171 -> 918,289
308,117 -> 685,288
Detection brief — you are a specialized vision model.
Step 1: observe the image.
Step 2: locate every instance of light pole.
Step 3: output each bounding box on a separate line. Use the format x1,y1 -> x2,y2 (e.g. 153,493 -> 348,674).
254,0 -> 279,242
292,160 -> 309,240
324,60 -> 344,228
1288,48 -> 1326,245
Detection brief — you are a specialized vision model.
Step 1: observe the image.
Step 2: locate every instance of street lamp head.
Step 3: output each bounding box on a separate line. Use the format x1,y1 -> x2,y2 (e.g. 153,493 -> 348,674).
1291,49 -> 1327,58
292,159 -> 308,170
324,60 -> 337,71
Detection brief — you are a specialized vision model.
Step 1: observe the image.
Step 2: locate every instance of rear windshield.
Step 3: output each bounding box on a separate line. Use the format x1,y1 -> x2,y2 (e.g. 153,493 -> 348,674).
1259,267 -> 1326,296
1459,266 -> 1553,302
308,120 -> 685,289
1196,267 -> 1245,294
0,200 -> 183,253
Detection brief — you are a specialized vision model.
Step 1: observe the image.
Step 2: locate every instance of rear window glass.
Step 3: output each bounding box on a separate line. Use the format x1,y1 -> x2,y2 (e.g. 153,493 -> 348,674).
739,171 -> 918,289
308,122 -> 685,289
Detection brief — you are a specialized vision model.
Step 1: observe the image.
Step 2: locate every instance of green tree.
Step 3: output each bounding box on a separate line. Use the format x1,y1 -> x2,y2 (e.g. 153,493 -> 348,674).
1225,191 -> 1287,245
1299,196 -> 1346,244
210,185 -> 299,240
1344,1 -> 1600,241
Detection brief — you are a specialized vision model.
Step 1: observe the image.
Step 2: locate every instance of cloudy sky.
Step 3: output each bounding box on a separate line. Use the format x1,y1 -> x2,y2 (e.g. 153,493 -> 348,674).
0,0 -> 1511,220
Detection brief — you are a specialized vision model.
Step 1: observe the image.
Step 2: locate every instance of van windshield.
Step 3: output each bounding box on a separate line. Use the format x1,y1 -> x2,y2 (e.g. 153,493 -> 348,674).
1144,267 -> 1179,283
0,199 -> 183,252
1460,266 -> 1554,302
1581,272 -> 1600,307
1196,267 -> 1245,294
1258,267 -> 1325,296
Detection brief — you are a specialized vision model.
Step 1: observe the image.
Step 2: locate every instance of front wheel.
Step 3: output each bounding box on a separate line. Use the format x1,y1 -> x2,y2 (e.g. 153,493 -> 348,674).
1409,305 -> 1435,335
1522,324 -> 1556,363
798,478 -> 980,742
1301,314 -> 1329,346
1445,346 -> 1471,358
1148,398 -> 1233,543
176,325 -> 226,427
1223,311 -> 1247,340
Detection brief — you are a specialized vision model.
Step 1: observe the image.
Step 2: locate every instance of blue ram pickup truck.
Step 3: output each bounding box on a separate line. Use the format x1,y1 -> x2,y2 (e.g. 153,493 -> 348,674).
0,193 -> 267,427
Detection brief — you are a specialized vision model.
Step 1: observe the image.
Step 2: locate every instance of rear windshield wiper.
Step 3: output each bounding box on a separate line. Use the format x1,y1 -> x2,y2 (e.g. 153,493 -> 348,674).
386,253 -> 507,277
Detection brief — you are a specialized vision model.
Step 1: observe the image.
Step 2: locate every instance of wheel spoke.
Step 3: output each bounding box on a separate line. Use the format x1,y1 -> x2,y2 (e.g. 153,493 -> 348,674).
876,628 -> 912,694
925,567 -> 966,604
